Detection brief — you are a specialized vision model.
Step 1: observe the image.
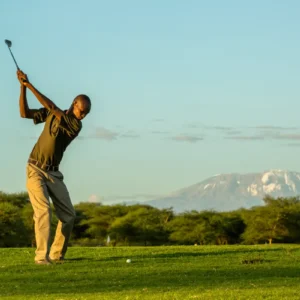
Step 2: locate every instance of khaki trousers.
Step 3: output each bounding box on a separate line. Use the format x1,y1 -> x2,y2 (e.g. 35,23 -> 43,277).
26,162 -> 76,262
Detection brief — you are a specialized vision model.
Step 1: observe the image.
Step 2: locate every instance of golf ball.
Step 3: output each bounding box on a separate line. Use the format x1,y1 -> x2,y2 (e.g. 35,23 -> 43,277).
126,259 -> 131,263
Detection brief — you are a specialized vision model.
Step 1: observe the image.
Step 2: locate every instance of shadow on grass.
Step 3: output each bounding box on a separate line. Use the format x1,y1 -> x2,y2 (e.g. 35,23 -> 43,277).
127,248 -> 282,259
64,258 -> 87,261
2,247 -> 285,265
73,247 -> 283,262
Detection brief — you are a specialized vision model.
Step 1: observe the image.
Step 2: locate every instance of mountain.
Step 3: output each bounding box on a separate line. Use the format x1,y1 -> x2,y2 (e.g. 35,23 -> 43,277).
145,170 -> 300,213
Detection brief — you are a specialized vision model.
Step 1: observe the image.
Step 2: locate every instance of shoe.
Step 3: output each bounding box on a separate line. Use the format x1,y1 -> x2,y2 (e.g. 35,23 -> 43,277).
35,259 -> 52,265
49,257 -> 64,264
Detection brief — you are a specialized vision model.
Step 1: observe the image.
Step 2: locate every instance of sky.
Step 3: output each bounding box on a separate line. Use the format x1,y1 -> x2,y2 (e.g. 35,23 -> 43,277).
1,0 -> 300,205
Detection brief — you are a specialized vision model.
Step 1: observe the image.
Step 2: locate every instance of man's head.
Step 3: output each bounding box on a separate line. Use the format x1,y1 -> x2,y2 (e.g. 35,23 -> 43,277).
71,94 -> 91,120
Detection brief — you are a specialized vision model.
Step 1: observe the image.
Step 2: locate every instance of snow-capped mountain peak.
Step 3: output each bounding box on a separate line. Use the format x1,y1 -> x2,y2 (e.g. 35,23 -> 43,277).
146,170 -> 300,213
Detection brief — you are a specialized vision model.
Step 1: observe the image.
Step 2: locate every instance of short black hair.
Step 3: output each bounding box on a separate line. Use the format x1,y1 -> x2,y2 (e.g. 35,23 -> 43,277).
74,94 -> 91,105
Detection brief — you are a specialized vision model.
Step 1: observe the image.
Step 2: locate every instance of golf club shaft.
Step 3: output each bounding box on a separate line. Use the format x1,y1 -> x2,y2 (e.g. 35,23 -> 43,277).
5,39 -> 27,83
8,47 -> 20,70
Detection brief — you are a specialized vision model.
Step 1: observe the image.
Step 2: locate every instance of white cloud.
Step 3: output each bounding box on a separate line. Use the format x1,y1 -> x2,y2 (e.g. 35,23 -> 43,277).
93,127 -> 118,140
171,135 -> 204,143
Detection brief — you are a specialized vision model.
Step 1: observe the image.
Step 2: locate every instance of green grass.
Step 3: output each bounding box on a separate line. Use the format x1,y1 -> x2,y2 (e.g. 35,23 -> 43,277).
1,244 -> 300,299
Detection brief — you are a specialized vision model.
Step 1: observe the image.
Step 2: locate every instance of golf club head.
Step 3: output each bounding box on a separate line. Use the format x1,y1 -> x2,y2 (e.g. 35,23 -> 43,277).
5,39 -> 12,48
4,39 -> 23,72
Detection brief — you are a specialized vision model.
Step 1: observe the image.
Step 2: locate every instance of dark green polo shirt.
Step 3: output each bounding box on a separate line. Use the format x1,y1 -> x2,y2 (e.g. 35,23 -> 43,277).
29,108 -> 82,167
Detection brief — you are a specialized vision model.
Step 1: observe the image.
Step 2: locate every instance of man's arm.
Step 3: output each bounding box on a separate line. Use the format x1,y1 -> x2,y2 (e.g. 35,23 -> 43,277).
19,83 -> 40,119
17,71 -> 39,119
18,70 -> 65,121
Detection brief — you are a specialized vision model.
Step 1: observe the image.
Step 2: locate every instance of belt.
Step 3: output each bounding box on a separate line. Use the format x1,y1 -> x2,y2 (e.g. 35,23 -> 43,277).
28,158 -> 59,172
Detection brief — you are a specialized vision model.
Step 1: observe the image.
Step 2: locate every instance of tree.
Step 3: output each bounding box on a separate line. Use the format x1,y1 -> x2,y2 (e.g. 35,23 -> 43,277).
220,211 -> 246,244
109,206 -> 173,245
0,202 -> 31,247
20,203 -> 35,246
0,191 -> 29,208
241,196 -> 300,244
72,203 -> 132,245
167,210 -> 245,245
166,211 -> 216,245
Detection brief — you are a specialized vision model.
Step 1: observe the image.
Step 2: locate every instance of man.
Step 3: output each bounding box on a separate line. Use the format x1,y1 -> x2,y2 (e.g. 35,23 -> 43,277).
17,70 -> 91,265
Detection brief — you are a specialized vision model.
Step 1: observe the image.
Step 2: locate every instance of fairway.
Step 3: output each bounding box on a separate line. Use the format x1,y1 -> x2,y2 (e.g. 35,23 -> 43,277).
1,245 -> 300,300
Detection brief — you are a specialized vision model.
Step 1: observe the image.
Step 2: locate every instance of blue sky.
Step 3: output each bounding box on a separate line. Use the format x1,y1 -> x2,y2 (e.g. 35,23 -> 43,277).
1,0 -> 300,204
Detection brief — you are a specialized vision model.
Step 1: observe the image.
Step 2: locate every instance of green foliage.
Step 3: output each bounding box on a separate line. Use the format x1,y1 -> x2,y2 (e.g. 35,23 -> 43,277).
73,203 -> 130,245
0,191 -> 29,208
2,190 -> 300,248
241,196 -> 300,244
0,191 -> 70,248
167,210 -> 245,245
109,206 -> 172,245
20,203 -> 35,246
0,201 -> 31,247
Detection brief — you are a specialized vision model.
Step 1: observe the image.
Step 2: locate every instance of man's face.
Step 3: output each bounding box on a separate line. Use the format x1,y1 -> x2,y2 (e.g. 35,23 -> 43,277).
72,99 -> 91,120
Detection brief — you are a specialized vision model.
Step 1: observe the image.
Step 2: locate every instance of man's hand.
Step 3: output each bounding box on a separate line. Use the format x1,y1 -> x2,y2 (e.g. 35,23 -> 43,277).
17,70 -> 29,86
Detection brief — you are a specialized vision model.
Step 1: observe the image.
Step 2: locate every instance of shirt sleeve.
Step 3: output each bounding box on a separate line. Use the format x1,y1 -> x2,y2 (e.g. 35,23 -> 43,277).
33,108 -> 50,124
59,114 -> 82,137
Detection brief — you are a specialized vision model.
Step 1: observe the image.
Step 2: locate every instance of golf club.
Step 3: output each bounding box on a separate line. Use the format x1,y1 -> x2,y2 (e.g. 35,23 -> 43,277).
5,39 -> 21,70
5,39 -> 27,83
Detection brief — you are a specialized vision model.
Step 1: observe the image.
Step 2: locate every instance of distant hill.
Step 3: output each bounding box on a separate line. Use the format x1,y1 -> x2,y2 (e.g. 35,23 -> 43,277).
144,170 -> 300,213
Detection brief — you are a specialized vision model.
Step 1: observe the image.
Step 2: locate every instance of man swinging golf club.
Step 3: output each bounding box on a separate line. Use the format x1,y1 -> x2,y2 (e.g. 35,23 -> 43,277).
17,69 -> 91,264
